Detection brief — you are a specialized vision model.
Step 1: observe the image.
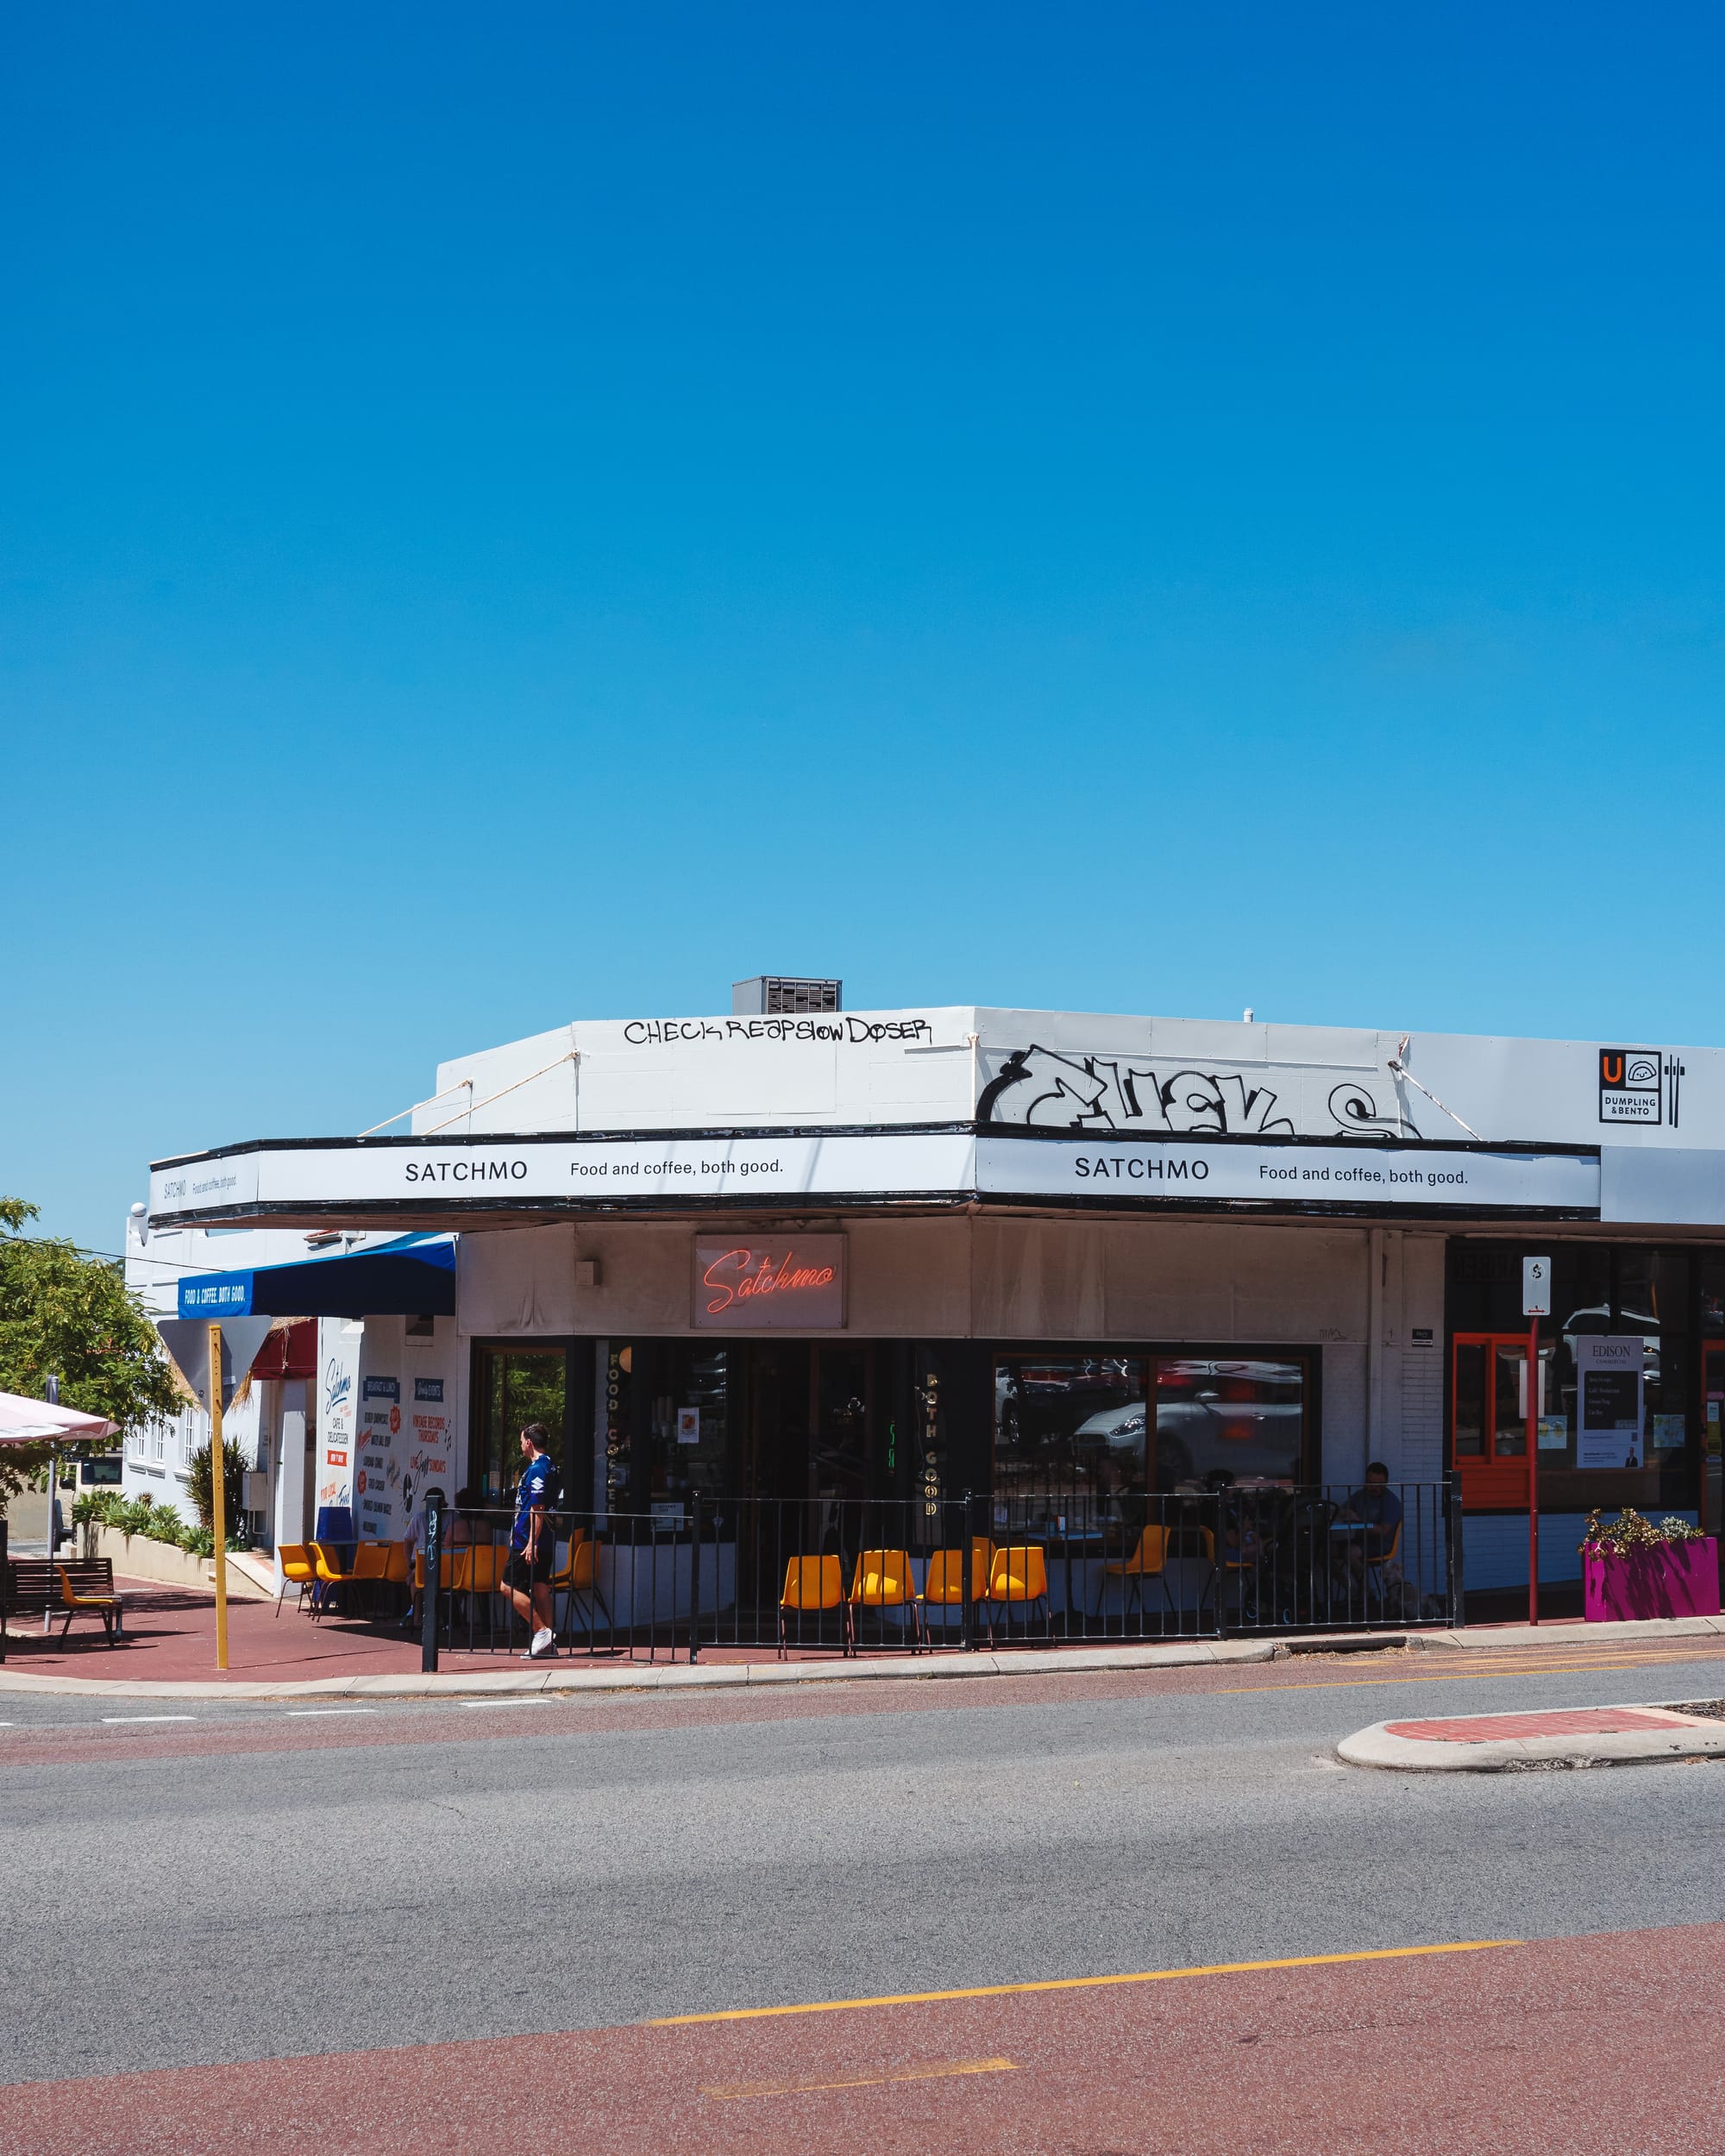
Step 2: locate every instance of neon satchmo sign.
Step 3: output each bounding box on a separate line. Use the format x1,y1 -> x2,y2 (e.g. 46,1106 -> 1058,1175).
691,1235 -> 846,1330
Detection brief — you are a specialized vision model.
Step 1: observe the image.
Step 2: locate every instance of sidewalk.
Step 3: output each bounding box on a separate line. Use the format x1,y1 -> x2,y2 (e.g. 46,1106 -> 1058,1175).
0,1576 -> 1276,1697
5,1578 -> 1725,1701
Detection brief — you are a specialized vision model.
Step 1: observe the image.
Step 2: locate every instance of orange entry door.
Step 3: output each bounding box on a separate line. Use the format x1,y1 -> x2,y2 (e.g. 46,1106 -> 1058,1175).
1452,1332 -> 1538,1509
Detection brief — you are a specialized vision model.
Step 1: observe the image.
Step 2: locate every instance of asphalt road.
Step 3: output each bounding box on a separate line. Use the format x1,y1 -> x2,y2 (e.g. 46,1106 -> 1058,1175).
4,1646 -> 1725,2100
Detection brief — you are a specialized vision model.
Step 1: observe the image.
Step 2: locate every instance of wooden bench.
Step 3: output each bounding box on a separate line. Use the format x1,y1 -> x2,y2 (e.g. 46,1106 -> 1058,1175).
6,1557 -> 126,1640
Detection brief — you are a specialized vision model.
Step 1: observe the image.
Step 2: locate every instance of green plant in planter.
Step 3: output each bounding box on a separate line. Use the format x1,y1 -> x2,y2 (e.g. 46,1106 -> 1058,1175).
1579,1507 -> 1704,1557
185,1438 -> 248,1533
73,1487 -> 235,1555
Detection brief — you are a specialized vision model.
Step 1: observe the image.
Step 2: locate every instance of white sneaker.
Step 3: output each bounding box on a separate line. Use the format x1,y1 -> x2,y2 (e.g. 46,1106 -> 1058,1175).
529,1626 -> 555,1658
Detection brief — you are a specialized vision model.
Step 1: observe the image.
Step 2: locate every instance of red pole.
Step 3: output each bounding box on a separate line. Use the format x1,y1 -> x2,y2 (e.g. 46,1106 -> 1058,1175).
1527,1319 -> 1540,1626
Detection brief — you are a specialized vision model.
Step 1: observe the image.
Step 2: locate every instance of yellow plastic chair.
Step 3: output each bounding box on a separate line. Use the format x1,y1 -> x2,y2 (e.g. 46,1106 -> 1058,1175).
849,1548 -> 924,1650
55,1567 -> 123,1642
381,1540 -> 410,1587
276,1544 -> 318,1620
1095,1525 -> 1173,1620
982,1543 -> 1051,1645
778,1554 -> 852,1658
555,1539 -> 612,1639
462,1545 -> 509,1595
310,1540 -> 354,1616
444,1545 -> 508,1641
547,1528 -> 590,1602
350,1540 -> 391,1615
921,1539 -> 993,1633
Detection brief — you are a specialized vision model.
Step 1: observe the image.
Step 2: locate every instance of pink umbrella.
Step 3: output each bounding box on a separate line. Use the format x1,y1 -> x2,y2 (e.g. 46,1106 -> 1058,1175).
0,1392 -> 119,1444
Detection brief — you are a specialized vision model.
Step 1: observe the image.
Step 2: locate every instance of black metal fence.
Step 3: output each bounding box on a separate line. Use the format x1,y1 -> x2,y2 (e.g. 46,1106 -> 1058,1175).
405,1479 -> 1458,1667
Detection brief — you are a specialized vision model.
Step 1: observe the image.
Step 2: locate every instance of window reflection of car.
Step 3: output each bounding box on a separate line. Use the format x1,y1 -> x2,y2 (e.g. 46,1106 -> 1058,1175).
1073,1402 -> 1148,1451
997,1361 -> 1135,1449
1154,1360 -> 1304,1486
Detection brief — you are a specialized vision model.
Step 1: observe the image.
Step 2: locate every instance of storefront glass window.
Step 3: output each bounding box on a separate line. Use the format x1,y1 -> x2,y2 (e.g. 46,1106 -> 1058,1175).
812,1349 -> 870,1501
993,1350 -> 1312,1509
994,1355 -> 1147,1514
1532,1250 -> 1692,1511
644,1344 -> 733,1516
477,1347 -> 568,1504
1453,1342 -> 1485,1457
1701,1257 -> 1725,1535
599,1341 -> 736,1520
1448,1243 -> 1698,1514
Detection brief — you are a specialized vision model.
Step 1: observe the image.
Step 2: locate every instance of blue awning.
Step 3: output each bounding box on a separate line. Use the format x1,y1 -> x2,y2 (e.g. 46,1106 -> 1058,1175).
177,1234 -> 456,1320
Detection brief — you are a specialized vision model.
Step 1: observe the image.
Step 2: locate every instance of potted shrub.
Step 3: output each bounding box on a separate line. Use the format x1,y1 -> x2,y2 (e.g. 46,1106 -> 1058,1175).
1579,1509 -> 1720,1621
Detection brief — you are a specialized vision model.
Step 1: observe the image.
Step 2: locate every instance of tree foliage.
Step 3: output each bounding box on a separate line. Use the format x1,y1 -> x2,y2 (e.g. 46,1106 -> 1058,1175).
0,1198 -> 182,1507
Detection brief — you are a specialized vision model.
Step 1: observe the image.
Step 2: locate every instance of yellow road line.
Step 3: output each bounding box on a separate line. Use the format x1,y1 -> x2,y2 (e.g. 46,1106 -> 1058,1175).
648,1939 -> 1517,2026
702,2056 -> 1019,2098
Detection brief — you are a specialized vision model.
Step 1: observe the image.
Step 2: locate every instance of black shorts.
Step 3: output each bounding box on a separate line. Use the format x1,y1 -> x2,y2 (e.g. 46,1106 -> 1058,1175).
502,1549 -> 553,1591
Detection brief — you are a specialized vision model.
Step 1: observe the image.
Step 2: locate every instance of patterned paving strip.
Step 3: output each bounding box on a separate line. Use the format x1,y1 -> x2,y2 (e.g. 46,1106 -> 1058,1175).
1384,1706 -> 1701,1743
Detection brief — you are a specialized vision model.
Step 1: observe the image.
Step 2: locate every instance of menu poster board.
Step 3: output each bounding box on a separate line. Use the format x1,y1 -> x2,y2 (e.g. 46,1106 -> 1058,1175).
1576,1336 -> 1646,1470
406,1375 -> 452,1541
356,1376 -> 401,1539
317,1319 -> 363,1512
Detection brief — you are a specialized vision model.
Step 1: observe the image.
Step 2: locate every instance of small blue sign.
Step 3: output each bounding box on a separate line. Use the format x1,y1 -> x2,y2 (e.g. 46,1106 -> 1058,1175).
179,1275 -> 254,1318
363,1376 -> 400,1401
414,1377 -> 444,1402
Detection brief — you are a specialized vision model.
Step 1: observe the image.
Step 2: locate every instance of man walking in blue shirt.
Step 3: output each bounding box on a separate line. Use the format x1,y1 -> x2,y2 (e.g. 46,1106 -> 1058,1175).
501,1423 -> 558,1658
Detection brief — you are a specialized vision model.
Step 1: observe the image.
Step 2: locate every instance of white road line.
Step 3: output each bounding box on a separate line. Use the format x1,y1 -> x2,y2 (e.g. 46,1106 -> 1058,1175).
458,1697 -> 550,1709
284,1707 -> 378,1717
102,1715 -> 198,1725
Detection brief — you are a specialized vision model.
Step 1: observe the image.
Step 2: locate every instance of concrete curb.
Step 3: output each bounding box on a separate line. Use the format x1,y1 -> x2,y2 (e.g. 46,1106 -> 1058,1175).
1339,1702 -> 1725,1773
0,1638 -> 1276,1702
1418,1616 -> 1725,1651
4,1607 -> 1720,1703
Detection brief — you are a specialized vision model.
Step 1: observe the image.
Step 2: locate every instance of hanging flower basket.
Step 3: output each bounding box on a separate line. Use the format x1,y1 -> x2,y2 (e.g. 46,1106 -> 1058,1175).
1579,1511 -> 1720,1622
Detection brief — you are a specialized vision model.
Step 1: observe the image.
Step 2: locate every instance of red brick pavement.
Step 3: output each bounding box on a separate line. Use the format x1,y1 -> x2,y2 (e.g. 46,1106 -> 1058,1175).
0,1578 -> 882,1684
3,1924 -> 1722,2154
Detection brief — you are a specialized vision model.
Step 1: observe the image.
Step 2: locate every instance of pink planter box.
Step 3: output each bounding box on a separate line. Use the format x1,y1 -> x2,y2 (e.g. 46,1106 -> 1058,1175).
1584,1538 -> 1720,1621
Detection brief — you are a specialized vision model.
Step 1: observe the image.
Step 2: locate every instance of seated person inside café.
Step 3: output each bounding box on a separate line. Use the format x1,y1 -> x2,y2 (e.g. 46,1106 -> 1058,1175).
1336,1462 -> 1402,1576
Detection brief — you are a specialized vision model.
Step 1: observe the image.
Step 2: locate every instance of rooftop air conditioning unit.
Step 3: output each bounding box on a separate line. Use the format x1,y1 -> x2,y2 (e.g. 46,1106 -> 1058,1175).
732,976 -> 842,1016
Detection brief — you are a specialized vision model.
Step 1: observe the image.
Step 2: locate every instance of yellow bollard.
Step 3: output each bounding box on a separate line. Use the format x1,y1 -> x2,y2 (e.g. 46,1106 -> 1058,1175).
208,1321 -> 229,1671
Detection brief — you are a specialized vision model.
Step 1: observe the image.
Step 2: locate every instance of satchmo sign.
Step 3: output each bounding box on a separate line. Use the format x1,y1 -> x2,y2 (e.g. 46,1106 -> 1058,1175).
692,1236 -> 846,1330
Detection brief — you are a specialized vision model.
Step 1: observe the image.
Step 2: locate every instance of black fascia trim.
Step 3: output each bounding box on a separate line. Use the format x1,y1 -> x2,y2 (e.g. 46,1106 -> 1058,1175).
148,1121 -> 981,1171
146,1188 -> 980,1228
149,1189 -> 1603,1232
973,1192 -> 1602,1223
981,1125 -> 1600,1159
151,1120 -> 1600,1171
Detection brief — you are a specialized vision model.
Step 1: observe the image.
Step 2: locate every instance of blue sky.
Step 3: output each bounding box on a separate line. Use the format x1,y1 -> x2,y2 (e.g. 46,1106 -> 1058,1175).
4,3 -> 1722,1249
